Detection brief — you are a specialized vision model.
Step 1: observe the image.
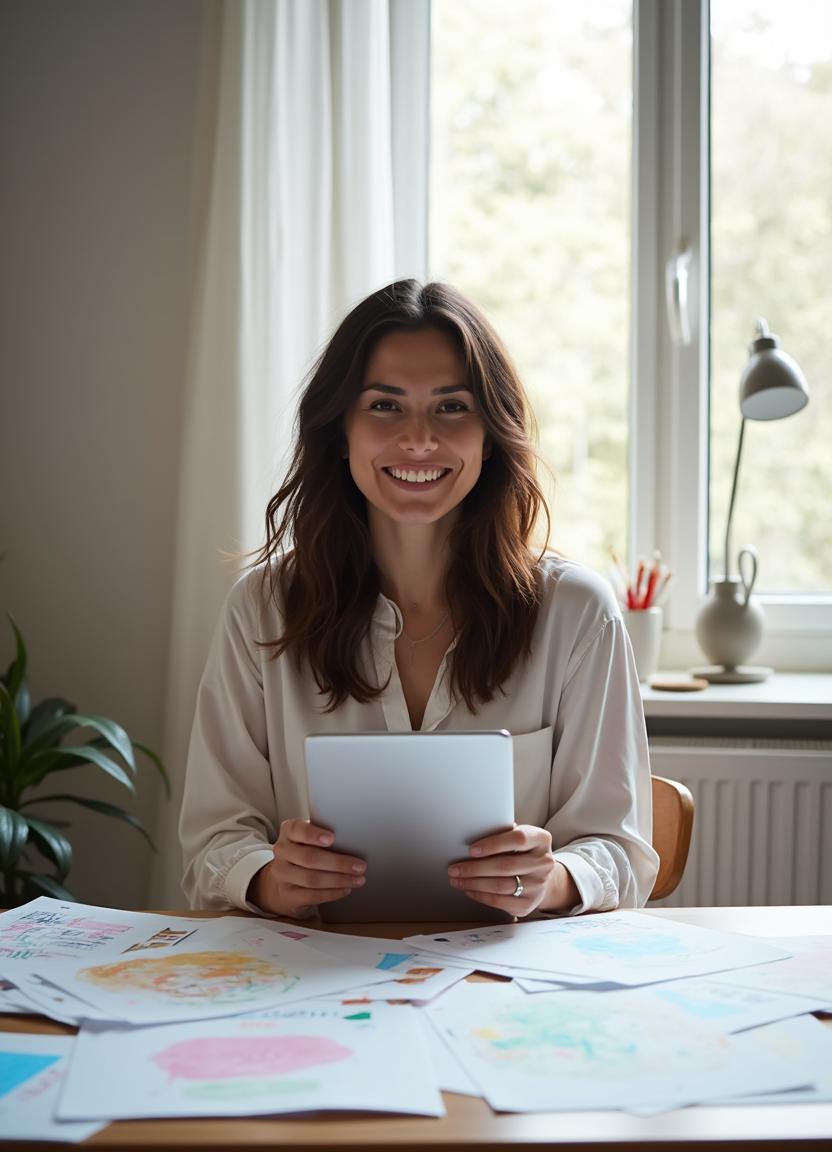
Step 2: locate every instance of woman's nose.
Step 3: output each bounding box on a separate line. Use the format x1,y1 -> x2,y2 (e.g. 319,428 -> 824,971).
397,414 -> 438,452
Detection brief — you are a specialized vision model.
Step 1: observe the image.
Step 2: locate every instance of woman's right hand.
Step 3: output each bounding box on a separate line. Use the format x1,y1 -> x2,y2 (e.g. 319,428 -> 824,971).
246,818 -> 366,919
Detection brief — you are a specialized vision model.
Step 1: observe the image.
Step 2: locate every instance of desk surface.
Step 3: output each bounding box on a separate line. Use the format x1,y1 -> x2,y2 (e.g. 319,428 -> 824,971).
3,906 -> 831,1151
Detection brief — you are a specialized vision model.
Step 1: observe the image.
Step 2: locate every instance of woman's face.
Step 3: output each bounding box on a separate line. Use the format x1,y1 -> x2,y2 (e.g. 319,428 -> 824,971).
343,327 -> 489,528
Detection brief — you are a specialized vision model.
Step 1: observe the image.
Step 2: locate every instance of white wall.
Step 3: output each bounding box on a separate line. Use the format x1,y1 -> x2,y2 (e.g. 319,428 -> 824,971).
0,0 -> 205,908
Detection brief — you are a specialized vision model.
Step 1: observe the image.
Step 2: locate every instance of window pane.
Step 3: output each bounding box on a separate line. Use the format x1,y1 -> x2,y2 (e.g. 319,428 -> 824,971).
429,0 -> 632,572
711,1 -> 832,593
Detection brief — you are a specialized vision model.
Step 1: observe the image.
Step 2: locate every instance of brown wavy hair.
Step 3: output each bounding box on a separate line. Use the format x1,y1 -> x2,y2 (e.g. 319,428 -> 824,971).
254,279 -> 550,711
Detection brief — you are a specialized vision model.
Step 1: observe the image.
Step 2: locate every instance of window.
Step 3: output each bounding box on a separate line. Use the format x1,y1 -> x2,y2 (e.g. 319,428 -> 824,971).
710,0 -> 832,595
430,0 -> 632,573
429,0 -> 831,665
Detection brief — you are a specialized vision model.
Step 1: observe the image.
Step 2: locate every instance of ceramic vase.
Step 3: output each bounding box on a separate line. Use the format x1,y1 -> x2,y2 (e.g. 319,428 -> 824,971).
695,547 -> 764,670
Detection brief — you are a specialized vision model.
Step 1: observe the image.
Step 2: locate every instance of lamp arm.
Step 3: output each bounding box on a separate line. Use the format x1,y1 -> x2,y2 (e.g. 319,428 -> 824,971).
723,417 -> 746,580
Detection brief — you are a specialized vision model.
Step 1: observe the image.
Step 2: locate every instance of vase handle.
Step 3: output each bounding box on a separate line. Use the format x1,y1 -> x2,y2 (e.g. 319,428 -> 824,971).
738,546 -> 759,606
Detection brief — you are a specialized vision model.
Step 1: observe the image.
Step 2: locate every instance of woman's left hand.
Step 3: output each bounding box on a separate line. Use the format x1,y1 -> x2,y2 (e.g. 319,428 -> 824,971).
448,824 -> 577,917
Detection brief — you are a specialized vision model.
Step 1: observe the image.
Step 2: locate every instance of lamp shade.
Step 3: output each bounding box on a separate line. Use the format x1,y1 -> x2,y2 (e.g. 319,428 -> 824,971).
739,319 -> 810,421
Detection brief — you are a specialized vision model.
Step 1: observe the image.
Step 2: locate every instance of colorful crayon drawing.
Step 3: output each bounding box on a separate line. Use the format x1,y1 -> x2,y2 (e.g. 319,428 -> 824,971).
0,911 -> 133,961
468,999 -> 730,1080
153,1035 -> 352,1082
77,951 -> 298,1005
0,1051 -> 60,1096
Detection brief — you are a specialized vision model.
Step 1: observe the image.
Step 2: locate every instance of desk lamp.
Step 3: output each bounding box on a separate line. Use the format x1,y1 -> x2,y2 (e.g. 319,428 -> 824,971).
694,319 -> 809,683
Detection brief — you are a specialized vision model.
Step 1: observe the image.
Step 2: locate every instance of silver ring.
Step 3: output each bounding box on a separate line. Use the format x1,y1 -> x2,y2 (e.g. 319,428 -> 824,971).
512,874 -> 524,898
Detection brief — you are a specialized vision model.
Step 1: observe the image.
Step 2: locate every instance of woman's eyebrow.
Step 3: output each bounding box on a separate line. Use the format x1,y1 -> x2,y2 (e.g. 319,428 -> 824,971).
360,382 -> 472,395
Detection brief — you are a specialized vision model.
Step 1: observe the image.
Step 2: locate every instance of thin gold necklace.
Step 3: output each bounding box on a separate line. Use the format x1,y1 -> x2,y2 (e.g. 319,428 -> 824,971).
402,611 -> 450,649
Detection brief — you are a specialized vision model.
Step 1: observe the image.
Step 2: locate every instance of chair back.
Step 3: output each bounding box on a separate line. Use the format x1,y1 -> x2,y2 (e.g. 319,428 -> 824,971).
649,774 -> 694,901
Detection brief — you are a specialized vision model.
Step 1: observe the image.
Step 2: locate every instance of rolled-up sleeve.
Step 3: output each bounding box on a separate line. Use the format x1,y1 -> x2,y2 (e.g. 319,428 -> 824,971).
546,614 -> 659,912
179,578 -> 279,911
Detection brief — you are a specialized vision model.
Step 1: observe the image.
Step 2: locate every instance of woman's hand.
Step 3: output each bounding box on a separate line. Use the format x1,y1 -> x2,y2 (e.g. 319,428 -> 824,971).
447,823 -> 579,918
246,818 -> 366,919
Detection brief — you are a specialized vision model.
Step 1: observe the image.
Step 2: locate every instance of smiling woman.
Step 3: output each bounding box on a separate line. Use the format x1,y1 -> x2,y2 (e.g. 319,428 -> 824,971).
178,280 -> 658,926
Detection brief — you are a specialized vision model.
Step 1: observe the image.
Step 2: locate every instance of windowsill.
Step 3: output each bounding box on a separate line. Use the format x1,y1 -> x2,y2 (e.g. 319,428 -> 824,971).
641,672 -> 832,722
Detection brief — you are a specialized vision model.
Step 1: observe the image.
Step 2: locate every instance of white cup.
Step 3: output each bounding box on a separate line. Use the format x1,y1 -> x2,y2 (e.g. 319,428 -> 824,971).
622,607 -> 663,682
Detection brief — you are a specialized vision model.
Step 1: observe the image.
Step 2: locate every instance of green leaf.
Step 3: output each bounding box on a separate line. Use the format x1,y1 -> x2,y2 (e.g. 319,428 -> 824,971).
22,814 -> 73,879
22,698 -> 77,750
134,741 -> 171,799
0,805 -> 29,869
24,793 -> 157,852
69,715 -> 136,773
14,681 -> 31,729
19,872 -> 75,902
3,614 -> 27,702
0,681 -> 22,777
22,745 -> 136,793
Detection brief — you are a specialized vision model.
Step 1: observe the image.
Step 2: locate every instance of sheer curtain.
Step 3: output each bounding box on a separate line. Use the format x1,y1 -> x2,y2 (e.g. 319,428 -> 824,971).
151,0 -> 429,907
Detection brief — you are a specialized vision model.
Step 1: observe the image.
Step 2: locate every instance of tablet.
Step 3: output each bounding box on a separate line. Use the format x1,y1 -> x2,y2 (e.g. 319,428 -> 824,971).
305,731 -> 515,922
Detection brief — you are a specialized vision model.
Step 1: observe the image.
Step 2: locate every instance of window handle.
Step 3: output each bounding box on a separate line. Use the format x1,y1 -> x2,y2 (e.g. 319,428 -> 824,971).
665,246 -> 693,346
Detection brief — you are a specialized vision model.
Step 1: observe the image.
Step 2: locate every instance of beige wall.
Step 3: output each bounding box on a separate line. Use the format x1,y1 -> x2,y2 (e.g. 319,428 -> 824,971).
0,0 -> 205,908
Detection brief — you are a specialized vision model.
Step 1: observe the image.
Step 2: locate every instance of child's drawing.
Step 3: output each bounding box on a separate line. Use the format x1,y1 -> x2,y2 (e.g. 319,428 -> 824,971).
153,1034 -> 351,1082
77,950 -> 298,1005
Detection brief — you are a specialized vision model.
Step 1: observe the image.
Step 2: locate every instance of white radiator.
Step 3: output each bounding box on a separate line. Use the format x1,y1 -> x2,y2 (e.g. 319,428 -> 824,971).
648,738 -> 832,907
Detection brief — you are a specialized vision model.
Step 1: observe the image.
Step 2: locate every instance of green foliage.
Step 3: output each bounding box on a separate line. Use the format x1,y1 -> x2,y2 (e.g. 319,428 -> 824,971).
0,615 -> 169,907
431,1 -> 832,587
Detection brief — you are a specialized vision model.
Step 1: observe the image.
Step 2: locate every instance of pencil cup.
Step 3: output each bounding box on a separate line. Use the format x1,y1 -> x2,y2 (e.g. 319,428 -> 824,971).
622,607 -> 662,683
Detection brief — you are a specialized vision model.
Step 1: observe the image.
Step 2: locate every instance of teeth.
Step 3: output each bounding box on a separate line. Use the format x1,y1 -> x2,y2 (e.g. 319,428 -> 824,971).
387,467 -> 445,483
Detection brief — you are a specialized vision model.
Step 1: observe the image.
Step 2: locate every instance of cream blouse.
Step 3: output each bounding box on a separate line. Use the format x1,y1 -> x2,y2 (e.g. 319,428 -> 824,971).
179,553 -> 659,914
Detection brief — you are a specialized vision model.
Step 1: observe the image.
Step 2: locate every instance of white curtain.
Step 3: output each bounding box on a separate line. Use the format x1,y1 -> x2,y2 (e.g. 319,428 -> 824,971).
151,0 -> 430,907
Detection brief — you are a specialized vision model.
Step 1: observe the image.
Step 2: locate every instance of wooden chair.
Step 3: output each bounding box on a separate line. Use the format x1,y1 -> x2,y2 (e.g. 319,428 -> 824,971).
649,775 -> 694,901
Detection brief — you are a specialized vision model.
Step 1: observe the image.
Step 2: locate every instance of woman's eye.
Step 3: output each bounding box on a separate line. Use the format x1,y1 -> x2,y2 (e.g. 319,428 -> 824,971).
368,399 -> 400,412
438,400 -> 469,414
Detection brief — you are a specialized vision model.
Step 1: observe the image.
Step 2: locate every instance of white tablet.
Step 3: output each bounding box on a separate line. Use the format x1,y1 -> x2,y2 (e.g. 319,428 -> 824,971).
305,731 -> 515,922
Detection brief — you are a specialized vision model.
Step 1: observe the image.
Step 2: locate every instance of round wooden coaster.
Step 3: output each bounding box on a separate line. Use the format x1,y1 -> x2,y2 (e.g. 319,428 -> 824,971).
648,676 -> 709,692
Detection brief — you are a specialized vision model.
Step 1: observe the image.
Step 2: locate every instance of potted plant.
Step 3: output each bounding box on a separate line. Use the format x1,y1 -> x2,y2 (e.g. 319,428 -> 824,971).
0,615 -> 169,907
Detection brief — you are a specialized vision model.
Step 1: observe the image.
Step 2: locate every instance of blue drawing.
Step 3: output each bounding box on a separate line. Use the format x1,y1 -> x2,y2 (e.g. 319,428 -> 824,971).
653,988 -> 738,1019
376,952 -> 414,971
0,1051 -> 60,1097
572,932 -> 683,959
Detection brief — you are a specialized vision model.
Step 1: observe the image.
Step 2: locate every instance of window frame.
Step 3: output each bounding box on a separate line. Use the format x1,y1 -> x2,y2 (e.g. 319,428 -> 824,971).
631,0 -> 832,670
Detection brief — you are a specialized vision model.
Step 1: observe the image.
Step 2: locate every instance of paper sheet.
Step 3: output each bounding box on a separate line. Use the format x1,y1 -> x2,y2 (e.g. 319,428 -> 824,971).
415,1008 -> 481,1096
708,1016 -> 832,1106
426,980 -> 813,1112
406,911 -> 790,986
0,898 -> 209,968
275,925 -> 473,1001
711,936 -> 832,1004
629,1016 -> 832,1115
57,1002 -> 444,1119
645,974 -> 828,1033
32,919 -> 396,1025
0,1032 -> 104,1142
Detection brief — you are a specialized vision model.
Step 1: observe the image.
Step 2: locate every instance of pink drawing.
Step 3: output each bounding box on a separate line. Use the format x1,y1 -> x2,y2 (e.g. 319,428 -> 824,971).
153,1035 -> 352,1081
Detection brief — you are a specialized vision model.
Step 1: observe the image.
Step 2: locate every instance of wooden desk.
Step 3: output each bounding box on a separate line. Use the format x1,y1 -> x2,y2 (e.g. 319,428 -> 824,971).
3,906 -> 831,1150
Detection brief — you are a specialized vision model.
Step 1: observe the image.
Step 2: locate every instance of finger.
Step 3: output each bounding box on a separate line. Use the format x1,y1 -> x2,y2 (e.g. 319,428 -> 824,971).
449,854 -> 539,881
279,841 -> 367,877
287,884 -> 358,907
279,818 -> 336,849
451,874 -> 531,898
468,824 -> 550,858
283,866 -> 366,892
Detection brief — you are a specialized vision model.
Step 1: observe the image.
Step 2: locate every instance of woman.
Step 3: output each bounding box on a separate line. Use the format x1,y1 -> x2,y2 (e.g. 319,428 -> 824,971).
180,280 -> 658,920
